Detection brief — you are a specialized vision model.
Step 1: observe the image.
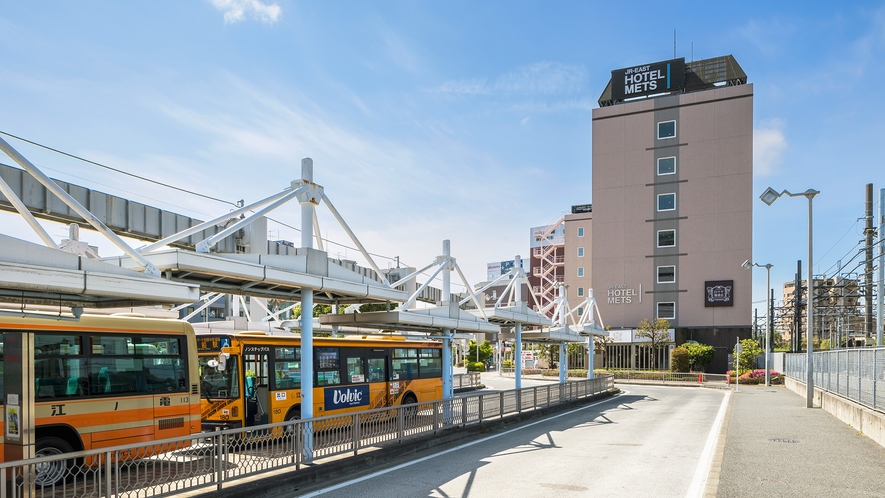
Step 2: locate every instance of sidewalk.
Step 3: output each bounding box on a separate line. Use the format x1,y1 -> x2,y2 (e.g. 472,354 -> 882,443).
712,386 -> 885,497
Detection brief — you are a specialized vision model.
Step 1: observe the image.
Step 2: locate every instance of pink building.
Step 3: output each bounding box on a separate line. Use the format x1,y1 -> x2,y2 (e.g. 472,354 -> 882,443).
591,55 -> 753,372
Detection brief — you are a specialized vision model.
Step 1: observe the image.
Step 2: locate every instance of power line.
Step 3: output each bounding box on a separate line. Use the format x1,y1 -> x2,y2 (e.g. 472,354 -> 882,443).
0,130 -> 472,285
0,130 -> 237,207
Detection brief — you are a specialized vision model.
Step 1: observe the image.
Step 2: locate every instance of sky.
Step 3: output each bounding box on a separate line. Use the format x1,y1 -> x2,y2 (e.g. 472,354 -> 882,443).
1,1 -> 884,311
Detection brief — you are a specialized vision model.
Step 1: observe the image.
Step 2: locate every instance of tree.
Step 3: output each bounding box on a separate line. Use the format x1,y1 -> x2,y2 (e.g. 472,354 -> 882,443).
467,340 -> 493,364
734,338 -> 762,373
534,344 -> 560,366
636,318 -> 671,369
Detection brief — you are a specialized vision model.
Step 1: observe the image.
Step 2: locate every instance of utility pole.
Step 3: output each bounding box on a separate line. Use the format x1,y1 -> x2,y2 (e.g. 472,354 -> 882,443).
795,260 -> 803,353
865,183 -> 874,340
878,187 -> 884,347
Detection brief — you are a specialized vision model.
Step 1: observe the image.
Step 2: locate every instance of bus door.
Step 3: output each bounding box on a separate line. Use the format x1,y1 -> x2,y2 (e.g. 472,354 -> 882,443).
242,345 -> 271,427
367,349 -> 389,409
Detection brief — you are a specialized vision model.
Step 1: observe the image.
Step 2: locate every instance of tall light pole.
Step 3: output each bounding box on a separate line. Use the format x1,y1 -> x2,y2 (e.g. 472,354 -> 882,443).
761,187 -> 819,408
743,260 -> 773,386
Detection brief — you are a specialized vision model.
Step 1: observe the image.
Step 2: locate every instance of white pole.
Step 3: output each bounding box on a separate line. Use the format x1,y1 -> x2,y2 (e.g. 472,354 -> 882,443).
441,240 -> 453,400
559,342 -> 566,383
806,194 -> 815,408
514,255 -> 523,391
765,265 -> 771,387
299,158 -> 315,460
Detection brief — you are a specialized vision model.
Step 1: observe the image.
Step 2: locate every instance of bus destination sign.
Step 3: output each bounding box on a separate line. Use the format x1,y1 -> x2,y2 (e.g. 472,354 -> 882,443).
197,336 -> 231,352
611,58 -> 685,101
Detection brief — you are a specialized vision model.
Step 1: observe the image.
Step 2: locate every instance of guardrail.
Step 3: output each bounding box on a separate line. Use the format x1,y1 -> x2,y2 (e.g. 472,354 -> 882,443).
786,348 -> 885,412
0,375 -> 614,497
453,371 -> 481,389
498,369 -> 727,385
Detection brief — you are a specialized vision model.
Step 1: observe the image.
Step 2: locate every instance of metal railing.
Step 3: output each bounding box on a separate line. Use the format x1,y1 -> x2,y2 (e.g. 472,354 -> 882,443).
607,370 -> 728,385
0,375 -> 614,497
498,369 -> 727,385
786,348 -> 885,412
453,372 -> 481,389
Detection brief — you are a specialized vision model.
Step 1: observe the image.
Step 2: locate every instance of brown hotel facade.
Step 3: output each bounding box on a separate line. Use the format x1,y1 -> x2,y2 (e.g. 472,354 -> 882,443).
591,56 -> 753,372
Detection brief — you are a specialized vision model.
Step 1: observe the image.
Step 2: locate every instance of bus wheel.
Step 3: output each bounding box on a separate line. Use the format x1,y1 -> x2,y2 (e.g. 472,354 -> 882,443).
402,394 -> 418,418
284,409 -> 301,434
35,437 -> 74,487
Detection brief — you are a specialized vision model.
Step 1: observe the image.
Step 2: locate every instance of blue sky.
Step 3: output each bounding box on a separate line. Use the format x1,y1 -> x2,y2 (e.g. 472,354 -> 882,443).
1,1 -> 884,311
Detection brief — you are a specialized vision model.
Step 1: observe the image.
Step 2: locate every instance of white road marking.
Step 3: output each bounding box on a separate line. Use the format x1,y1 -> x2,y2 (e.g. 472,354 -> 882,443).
685,389 -> 731,498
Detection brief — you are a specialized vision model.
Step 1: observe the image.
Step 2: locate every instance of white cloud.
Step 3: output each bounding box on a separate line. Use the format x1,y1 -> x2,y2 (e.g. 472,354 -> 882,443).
208,0 -> 281,25
436,62 -> 587,96
754,119 -> 787,176
520,117 -> 530,126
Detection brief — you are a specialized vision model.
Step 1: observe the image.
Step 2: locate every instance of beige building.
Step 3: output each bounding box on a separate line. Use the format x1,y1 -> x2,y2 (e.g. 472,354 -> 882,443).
591,55 -> 754,372
563,205 -> 593,318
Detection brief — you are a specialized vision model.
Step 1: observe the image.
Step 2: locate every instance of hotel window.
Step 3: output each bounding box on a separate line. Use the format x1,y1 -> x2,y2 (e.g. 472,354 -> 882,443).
658,193 -> 676,212
657,157 -> 676,175
577,227 -> 585,237
577,307 -> 584,317
577,287 -> 584,297
657,302 -> 675,320
577,267 -> 584,277
657,265 -> 675,283
577,247 -> 584,257
657,229 -> 676,248
657,120 -> 676,139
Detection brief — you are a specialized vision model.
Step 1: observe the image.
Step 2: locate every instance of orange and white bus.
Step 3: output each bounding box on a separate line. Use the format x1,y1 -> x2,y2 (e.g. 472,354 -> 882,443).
196,331 -> 443,431
0,313 -> 201,485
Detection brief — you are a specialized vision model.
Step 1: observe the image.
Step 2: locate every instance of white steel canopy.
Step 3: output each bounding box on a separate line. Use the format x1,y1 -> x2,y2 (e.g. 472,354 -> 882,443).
0,234 -> 199,309
319,305 -> 500,334
101,247 -> 407,304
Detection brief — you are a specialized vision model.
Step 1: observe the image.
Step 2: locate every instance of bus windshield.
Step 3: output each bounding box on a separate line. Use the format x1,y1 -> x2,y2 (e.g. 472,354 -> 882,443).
199,356 -> 239,399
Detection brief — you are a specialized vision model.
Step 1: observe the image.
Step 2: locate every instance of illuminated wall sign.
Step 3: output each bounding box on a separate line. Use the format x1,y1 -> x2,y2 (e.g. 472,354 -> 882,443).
704,280 -> 734,307
611,58 -> 685,100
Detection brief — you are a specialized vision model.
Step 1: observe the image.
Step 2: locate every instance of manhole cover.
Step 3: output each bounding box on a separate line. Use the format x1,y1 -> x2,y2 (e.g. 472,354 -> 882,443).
770,439 -> 799,443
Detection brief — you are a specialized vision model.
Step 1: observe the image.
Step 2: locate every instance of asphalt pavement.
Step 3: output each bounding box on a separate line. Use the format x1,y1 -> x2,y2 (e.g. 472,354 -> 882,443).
479,370 -> 885,497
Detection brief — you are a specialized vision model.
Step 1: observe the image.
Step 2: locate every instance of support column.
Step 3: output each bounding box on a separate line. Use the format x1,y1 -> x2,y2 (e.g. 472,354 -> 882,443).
441,240 -> 454,401
559,342 -> 566,383
299,158 -> 315,460
587,337 -> 595,379
514,255 -> 523,390
442,329 -> 453,399
3,332 -> 36,495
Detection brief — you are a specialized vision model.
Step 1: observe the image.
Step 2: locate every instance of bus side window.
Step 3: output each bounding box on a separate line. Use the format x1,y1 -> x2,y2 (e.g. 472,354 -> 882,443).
346,357 -> 366,384
367,358 -> 386,383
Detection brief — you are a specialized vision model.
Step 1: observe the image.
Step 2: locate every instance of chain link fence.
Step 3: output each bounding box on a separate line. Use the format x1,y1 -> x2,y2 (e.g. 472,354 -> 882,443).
785,348 -> 885,412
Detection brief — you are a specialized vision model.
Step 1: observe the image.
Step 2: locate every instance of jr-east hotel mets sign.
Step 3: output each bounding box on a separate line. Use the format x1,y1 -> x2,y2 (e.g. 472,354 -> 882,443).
611,58 -> 686,100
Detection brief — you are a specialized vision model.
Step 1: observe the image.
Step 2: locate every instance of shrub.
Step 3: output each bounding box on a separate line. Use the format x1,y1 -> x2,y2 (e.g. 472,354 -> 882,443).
502,359 -> 514,368
684,343 -> 715,371
670,346 -> 691,372
465,361 -> 486,372
456,361 -> 464,367
726,369 -> 784,385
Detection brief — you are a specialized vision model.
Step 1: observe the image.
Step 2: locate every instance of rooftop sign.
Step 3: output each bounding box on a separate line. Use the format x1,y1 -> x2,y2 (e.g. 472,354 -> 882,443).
610,58 -> 685,101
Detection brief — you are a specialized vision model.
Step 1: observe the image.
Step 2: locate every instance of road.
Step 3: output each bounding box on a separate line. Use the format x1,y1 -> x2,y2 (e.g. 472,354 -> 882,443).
294,384 -> 729,498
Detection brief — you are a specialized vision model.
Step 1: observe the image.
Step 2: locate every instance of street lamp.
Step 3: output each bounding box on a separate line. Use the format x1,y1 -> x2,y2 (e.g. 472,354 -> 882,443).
760,187 -> 819,408
742,259 -> 773,386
